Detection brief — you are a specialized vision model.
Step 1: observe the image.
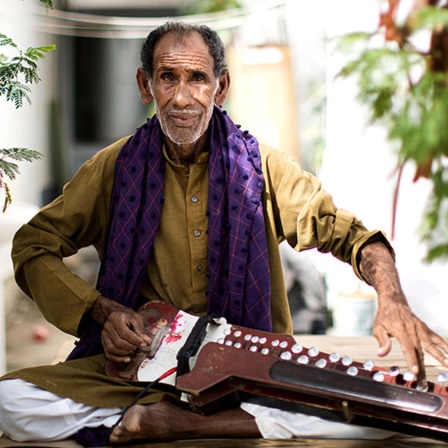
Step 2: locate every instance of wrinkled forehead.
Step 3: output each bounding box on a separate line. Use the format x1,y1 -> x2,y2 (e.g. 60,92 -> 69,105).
152,31 -> 214,71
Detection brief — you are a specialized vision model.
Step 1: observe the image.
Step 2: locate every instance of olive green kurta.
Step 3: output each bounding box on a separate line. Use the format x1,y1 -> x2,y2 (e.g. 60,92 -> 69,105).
3,137 -> 386,408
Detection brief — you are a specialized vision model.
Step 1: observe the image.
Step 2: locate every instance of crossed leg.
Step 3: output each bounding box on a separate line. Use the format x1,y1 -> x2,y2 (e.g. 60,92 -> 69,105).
109,400 -> 261,444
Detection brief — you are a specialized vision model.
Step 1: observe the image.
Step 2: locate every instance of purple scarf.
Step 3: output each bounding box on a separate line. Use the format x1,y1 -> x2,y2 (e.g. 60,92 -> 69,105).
67,106 -> 271,361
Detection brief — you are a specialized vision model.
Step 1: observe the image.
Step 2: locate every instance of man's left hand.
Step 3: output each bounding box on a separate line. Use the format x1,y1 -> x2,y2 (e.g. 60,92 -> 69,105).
360,241 -> 448,386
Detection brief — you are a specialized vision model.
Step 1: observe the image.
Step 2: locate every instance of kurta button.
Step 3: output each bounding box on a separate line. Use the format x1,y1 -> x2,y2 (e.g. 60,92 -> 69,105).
194,229 -> 201,237
191,195 -> 199,203
196,264 -> 204,271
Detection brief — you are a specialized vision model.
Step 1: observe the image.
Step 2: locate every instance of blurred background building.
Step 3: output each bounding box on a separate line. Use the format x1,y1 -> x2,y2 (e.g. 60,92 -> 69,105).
1,0 -> 447,374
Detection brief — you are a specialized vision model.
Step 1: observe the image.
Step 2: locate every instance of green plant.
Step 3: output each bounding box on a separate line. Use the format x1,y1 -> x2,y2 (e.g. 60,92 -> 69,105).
0,0 -> 55,212
335,2 -> 448,262
0,148 -> 43,212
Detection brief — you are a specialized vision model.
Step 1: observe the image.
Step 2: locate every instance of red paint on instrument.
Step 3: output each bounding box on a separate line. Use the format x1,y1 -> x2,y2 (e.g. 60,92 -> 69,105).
165,313 -> 183,343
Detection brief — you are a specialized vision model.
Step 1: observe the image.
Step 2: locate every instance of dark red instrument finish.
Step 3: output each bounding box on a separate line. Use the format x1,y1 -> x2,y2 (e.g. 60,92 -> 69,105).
176,325 -> 448,441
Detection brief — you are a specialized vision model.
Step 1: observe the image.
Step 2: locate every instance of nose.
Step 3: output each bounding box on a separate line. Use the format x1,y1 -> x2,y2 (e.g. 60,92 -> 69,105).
172,79 -> 194,108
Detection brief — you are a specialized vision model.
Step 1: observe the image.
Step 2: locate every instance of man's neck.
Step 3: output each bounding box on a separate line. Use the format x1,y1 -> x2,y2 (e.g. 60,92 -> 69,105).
165,132 -> 209,166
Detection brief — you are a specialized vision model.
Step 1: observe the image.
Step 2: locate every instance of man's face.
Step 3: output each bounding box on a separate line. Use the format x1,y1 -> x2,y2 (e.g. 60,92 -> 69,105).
149,32 -> 221,146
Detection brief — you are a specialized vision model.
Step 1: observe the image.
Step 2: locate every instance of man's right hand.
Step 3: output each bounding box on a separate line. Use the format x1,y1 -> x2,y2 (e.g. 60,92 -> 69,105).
91,295 -> 152,363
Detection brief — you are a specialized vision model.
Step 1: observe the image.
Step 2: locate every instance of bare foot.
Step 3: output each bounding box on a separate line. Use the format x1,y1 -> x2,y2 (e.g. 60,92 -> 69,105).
109,400 -> 260,444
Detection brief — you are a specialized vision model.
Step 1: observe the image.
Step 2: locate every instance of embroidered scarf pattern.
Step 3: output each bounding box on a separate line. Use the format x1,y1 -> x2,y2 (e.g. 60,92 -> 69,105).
67,106 -> 271,361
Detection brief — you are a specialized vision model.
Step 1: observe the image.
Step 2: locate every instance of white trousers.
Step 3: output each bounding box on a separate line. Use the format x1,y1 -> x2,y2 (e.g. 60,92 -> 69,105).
0,379 -> 394,442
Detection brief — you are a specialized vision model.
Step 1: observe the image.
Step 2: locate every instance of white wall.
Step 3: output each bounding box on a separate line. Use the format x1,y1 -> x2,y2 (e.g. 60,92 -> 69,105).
0,2 -> 55,373
0,1 -> 55,210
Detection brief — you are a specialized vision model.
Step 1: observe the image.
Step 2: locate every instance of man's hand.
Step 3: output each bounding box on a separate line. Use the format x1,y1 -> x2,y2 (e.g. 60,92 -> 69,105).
360,241 -> 448,386
91,295 -> 152,363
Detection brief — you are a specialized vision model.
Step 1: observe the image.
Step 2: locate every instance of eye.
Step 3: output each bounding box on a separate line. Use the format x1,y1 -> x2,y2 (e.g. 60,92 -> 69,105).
191,72 -> 206,82
161,72 -> 175,82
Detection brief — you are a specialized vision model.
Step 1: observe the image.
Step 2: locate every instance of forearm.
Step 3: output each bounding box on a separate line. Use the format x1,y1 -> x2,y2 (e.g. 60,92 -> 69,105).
17,254 -> 101,336
358,241 -> 405,303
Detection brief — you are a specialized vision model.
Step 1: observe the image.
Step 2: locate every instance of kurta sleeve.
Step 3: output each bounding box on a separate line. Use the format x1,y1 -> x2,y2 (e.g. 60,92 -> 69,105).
262,145 -> 392,280
11,139 -> 125,336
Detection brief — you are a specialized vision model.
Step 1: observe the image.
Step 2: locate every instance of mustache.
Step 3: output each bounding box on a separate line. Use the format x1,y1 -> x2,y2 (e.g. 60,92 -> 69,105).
166,109 -> 199,116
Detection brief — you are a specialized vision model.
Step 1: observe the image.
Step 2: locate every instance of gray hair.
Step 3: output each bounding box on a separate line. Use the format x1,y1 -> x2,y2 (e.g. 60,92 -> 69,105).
140,21 -> 227,79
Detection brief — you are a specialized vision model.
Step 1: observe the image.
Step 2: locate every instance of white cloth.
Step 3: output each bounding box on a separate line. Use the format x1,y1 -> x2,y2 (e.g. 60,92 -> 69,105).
0,379 -> 121,442
240,402 -> 395,440
0,379 -> 395,443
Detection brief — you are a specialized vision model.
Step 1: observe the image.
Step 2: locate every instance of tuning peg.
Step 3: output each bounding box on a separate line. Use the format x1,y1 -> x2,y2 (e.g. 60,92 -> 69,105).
437,372 -> 448,384
308,347 -> 319,357
373,371 -> 385,382
389,366 -> 400,377
363,360 -> 375,371
403,370 -> 416,382
347,366 -> 359,376
342,355 -> 353,366
416,382 -> 429,392
315,358 -> 327,368
329,352 -> 340,363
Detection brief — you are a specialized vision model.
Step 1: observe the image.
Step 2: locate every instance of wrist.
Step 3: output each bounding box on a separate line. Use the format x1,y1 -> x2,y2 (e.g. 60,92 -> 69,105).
91,295 -> 126,326
359,242 -> 404,298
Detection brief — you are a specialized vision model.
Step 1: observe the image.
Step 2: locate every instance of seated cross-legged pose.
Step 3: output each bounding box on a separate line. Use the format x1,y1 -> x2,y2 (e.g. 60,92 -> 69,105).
1,20 -> 447,447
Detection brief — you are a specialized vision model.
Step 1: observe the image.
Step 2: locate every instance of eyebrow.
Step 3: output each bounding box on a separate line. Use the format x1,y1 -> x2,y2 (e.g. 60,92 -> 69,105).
156,66 -> 209,79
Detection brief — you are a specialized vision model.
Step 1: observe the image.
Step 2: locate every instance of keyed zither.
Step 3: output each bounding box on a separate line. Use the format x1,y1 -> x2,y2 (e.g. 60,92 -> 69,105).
177,321 -> 448,442
105,301 -> 448,442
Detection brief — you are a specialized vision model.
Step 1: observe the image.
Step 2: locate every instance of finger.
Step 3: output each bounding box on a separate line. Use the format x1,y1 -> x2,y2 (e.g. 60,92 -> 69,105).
105,352 -> 133,364
101,334 -> 133,363
107,314 -> 149,348
420,333 -> 448,368
396,329 -> 423,376
126,320 -> 152,347
408,345 -> 427,390
373,325 -> 392,357
104,323 -> 142,352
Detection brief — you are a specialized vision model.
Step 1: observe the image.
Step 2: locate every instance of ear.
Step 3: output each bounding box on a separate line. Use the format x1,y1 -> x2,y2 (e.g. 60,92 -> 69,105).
136,67 -> 153,105
214,70 -> 230,107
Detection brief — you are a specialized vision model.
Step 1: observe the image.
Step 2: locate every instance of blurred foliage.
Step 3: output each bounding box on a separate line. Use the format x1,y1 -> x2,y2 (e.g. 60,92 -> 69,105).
335,4 -> 448,262
0,148 -> 43,212
0,34 -> 56,108
0,0 -> 55,211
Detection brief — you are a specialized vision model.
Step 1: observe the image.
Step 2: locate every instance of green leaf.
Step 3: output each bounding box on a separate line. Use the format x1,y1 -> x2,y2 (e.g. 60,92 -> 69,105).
0,160 -> 19,181
0,34 -> 16,48
0,148 -> 44,163
0,148 -> 44,184
40,0 -> 54,10
411,7 -> 448,31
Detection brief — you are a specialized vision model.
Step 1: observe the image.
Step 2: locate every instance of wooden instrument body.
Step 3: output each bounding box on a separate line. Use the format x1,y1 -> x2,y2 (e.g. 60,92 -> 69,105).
106,301 -> 448,441
176,325 -> 448,441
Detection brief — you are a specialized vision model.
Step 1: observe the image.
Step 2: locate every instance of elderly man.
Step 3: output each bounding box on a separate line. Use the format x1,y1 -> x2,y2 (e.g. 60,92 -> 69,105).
1,21 -> 447,446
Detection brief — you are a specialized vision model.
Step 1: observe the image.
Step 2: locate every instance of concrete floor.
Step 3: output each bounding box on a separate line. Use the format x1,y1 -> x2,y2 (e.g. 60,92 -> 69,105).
5,291 -> 76,373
